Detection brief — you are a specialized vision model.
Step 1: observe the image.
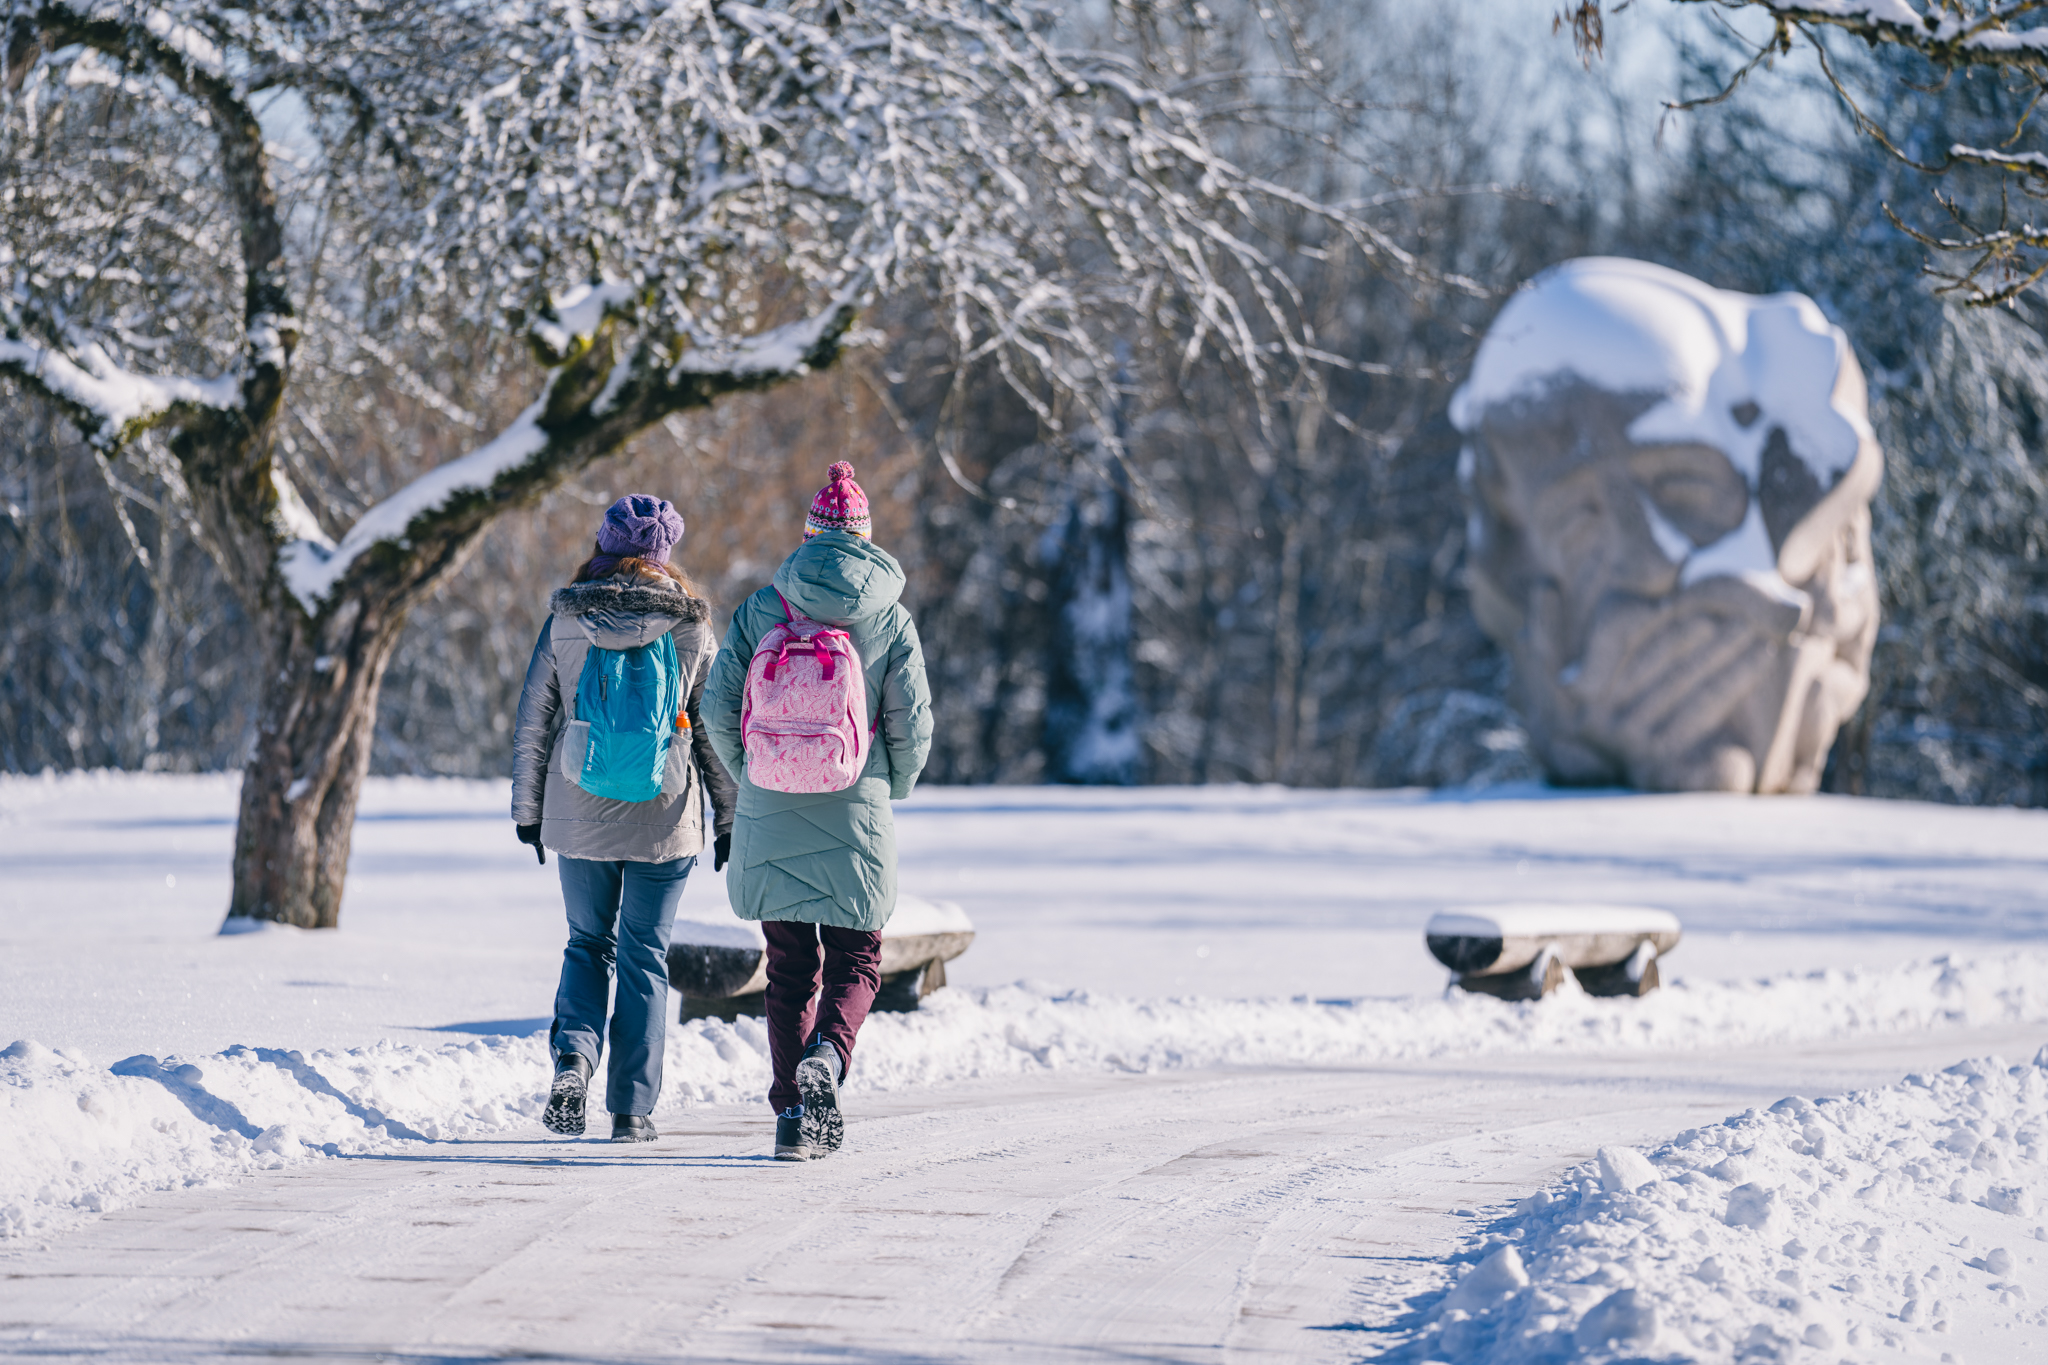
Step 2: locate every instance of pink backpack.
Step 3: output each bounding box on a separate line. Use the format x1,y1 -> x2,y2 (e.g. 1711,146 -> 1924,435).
741,592 -> 874,793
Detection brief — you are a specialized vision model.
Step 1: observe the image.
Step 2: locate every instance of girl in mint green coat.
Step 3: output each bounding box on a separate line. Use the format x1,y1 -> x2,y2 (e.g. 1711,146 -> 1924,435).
701,463 -> 931,1159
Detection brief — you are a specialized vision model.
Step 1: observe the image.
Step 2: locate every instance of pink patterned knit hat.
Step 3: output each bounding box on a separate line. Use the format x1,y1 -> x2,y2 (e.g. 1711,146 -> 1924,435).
803,461 -> 872,540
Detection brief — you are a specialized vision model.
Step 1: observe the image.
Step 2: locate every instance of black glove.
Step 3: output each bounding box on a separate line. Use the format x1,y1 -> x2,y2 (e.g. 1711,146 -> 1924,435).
713,833 -> 731,872
516,823 -> 546,865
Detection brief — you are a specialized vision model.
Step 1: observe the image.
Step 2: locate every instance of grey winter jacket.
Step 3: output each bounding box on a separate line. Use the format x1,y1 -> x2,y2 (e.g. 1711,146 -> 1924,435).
511,567 -> 737,862
702,533 -> 932,930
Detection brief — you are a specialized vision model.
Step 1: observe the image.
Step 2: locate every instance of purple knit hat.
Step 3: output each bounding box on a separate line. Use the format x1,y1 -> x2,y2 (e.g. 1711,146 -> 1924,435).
596,494 -> 685,564
803,462 -> 872,541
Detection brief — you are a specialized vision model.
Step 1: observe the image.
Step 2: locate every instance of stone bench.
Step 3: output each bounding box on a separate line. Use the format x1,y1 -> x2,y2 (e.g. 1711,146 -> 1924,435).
667,895 -> 976,1022
1425,904 -> 1682,1001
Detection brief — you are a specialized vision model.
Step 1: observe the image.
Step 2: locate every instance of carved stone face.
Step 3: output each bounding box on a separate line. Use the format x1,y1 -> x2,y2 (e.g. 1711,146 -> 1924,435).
1452,259 -> 1882,794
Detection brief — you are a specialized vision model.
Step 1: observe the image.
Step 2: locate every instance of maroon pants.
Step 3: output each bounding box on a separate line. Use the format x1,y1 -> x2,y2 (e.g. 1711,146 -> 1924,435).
761,920 -> 884,1113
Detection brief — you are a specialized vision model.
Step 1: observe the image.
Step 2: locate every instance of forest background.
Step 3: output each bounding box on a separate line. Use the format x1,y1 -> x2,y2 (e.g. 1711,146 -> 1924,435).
6,0 -> 2044,807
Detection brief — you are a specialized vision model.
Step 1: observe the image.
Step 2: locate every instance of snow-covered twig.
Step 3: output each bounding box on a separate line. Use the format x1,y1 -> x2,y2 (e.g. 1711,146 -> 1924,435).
1576,1 -> 2048,303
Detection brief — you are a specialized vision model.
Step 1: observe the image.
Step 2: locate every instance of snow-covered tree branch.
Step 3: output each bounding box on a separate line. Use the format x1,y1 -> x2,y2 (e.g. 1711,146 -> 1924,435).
277,291 -> 859,616
0,334 -> 240,445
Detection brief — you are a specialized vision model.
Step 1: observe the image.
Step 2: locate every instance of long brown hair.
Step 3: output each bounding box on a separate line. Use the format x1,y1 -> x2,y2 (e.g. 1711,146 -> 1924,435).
570,542 -> 697,596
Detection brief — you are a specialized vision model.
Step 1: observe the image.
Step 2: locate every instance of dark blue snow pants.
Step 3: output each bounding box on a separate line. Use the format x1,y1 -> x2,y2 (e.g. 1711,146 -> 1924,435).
550,854 -> 694,1117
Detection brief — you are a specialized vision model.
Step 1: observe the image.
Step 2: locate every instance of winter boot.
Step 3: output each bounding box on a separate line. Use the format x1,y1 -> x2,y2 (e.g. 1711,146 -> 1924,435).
774,1106 -> 809,1161
795,1038 -> 845,1155
611,1114 -> 657,1143
543,1054 -> 592,1136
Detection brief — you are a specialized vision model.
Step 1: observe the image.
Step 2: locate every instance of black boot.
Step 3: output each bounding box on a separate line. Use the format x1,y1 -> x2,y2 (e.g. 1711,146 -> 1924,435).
795,1038 -> 844,1155
774,1106 -> 808,1161
611,1114 -> 657,1143
543,1054 -> 591,1136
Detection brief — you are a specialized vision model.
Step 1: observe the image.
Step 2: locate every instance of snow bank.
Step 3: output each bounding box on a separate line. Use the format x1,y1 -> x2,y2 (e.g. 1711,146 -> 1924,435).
1392,1053 -> 2048,1363
861,950 -> 2048,1089
0,1035 -> 551,1243
9,949 -> 2048,1244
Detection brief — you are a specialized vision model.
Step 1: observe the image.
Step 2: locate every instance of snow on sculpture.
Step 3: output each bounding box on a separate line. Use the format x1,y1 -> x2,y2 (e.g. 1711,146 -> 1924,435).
1451,258 -> 1882,794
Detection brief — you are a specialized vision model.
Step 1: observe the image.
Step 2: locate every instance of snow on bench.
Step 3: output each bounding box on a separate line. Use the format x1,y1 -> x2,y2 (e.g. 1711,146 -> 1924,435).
1426,903 -> 1682,1001
666,895 -> 976,1021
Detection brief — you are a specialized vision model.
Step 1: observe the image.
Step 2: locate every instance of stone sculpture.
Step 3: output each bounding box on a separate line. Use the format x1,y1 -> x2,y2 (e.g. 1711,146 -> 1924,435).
1451,258 -> 1882,794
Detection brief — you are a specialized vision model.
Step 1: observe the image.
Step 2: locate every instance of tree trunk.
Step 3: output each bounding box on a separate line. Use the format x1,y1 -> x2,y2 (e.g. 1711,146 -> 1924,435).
228,592 -> 406,928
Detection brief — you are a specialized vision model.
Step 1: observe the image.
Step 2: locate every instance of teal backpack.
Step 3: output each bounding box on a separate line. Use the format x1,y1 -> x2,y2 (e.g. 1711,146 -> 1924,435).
573,634 -> 682,802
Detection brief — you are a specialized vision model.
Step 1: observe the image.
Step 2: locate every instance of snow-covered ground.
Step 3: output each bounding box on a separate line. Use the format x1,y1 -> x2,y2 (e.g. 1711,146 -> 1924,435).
8,773 -> 2041,1058
1392,1053 -> 2048,1362
3,773 -> 2047,1362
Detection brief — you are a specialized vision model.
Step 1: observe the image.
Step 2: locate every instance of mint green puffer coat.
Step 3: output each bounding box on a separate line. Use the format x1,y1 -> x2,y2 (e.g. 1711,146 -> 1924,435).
702,533 -> 932,930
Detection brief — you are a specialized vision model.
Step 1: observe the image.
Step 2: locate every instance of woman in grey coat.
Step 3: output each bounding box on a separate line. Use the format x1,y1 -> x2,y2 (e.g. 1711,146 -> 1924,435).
511,495 -> 736,1142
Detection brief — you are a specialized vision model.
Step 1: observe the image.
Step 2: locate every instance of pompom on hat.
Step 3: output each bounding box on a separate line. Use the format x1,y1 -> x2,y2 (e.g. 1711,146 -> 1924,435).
803,461 -> 872,541
596,494 -> 686,564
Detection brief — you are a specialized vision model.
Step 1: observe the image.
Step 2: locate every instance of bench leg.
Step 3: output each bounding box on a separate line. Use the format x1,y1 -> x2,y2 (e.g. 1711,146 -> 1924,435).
1577,941 -> 1661,997
1455,945 -> 1565,1001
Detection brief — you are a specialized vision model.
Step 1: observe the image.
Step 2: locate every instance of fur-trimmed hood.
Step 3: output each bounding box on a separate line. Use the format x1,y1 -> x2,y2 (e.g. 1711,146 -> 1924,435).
550,573 -> 709,651
512,562 -> 738,853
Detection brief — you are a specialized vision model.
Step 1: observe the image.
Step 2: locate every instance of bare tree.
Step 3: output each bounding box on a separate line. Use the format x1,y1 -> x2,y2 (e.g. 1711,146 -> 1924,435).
1558,1 -> 2048,303
0,0 -> 1460,926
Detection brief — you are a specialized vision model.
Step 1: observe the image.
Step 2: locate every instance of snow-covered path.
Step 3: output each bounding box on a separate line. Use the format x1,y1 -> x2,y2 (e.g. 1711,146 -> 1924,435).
9,1025 -> 2044,1365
